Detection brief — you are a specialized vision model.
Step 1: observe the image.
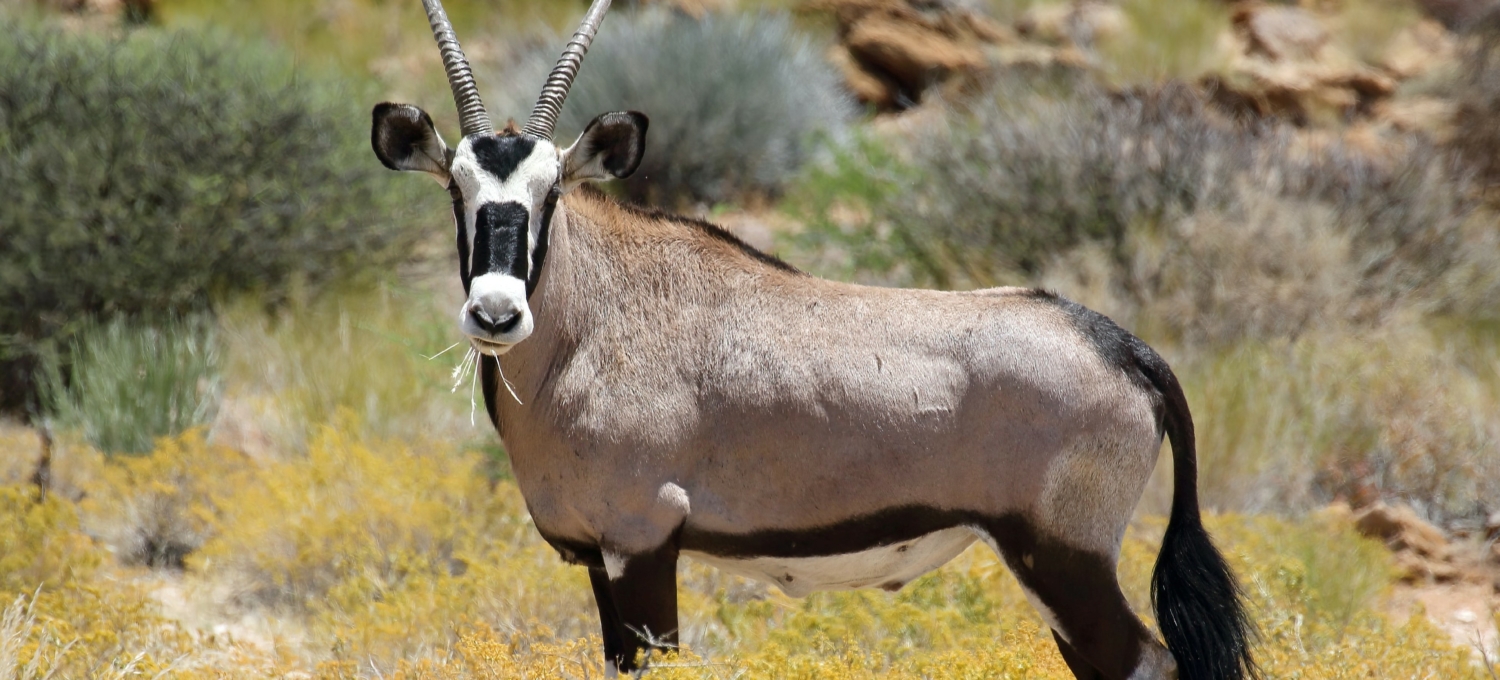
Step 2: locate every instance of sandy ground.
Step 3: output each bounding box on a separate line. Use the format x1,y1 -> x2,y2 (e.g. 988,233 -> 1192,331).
1386,579 -> 1500,664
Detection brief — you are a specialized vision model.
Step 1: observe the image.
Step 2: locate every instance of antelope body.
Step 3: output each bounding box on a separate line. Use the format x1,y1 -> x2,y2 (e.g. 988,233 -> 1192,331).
371,2 -> 1256,678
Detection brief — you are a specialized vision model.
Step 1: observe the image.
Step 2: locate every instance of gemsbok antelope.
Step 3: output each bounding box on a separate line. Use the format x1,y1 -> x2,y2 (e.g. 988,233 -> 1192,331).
370,1 -> 1256,677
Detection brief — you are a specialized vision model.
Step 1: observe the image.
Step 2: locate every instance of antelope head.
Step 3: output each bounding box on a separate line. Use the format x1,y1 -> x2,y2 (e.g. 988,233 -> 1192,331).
371,0 -> 647,355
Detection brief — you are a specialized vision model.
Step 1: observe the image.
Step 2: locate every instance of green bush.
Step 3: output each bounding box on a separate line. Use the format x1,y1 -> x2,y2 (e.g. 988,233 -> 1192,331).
494,9 -> 853,207
216,287 -> 472,451
43,316 -> 220,456
1174,326 -> 1500,525
0,19 -> 433,416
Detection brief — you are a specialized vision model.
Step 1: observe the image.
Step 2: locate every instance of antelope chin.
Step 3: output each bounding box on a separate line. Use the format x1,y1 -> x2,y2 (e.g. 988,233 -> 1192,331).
470,337 -> 514,356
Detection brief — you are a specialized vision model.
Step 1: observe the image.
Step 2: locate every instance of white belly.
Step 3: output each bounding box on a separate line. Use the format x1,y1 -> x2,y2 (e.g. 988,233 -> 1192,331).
682,527 -> 978,598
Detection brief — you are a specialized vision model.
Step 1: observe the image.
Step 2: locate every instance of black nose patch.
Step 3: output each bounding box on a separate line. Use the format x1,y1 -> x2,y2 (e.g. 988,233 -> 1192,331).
473,201 -> 530,280
471,135 -> 538,182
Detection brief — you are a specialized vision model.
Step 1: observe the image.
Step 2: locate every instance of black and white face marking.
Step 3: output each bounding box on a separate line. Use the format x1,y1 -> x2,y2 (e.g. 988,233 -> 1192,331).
448,132 -> 562,355
373,103 -> 647,356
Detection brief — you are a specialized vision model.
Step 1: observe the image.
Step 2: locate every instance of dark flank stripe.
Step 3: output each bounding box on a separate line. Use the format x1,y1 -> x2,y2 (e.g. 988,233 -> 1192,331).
535,506 -> 984,569
679,505 -> 984,559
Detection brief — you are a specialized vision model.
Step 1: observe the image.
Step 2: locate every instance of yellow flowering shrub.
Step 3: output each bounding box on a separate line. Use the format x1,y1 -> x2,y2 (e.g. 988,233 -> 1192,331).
0,486 -> 100,592
0,484 -> 279,678
78,429 -> 251,568
0,426 -> 44,487
194,417 -> 597,669
1207,515 -> 1479,679
3,426 -> 1497,678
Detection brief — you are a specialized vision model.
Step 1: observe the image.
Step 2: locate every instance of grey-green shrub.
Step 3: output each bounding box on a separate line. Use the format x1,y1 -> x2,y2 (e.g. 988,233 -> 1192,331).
44,316 -> 221,456
1172,326 -> 1500,527
1452,7 -> 1500,193
493,10 -> 853,207
792,79 -> 1252,288
0,19 -> 435,416
789,75 -> 1495,338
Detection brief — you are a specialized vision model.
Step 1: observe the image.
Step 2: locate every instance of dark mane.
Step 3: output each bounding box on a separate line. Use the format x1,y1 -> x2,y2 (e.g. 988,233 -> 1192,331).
574,186 -> 804,276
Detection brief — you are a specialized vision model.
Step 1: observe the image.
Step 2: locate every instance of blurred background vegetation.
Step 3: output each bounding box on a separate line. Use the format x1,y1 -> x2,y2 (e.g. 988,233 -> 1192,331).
1,0 -> 1499,675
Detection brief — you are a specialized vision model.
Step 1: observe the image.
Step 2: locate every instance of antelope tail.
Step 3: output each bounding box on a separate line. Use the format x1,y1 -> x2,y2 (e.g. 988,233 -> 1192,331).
1139,344 -> 1258,680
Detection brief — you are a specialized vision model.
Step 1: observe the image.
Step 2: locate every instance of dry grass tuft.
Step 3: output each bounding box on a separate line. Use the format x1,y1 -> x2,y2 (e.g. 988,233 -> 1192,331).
215,287 -> 473,453
1175,325 -> 1500,525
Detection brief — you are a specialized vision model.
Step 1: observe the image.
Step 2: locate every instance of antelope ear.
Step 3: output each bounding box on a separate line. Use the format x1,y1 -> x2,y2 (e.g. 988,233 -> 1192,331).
372,102 -> 450,183
560,111 -> 648,192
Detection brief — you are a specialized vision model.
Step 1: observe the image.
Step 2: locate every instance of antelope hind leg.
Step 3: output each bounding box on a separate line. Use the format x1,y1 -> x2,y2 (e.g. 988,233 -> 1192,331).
979,517 -> 1177,680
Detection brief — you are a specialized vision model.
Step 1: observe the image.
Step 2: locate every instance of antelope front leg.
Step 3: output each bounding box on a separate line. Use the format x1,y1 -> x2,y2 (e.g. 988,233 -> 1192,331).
588,568 -> 628,676
598,542 -> 679,674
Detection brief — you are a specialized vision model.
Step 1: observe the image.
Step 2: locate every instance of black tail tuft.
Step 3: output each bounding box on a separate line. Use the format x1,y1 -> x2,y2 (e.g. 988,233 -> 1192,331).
1136,341 -> 1258,680
1152,512 -> 1257,680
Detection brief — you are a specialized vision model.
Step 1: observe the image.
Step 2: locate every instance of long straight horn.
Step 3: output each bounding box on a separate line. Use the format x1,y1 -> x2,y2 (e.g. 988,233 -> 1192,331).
422,0 -> 492,138
523,0 -> 612,140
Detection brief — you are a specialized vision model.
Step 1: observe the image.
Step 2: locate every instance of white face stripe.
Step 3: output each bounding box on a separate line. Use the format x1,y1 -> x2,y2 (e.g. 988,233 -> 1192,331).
449,135 -> 561,278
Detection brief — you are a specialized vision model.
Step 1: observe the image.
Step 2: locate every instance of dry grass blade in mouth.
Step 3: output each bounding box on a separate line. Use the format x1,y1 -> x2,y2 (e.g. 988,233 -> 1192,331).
451,347 -> 477,394
449,344 -> 524,423
448,346 -> 482,427
495,359 -> 523,407
424,341 -> 462,362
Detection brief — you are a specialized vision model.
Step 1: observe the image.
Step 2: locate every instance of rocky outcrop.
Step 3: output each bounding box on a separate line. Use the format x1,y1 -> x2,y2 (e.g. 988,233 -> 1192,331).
1353,503 -> 1457,581
1236,4 -> 1328,61
1212,3 -> 1398,125
38,0 -> 153,22
1016,1 -> 1127,48
804,0 -> 1465,139
1381,19 -> 1458,79
844,9 -> 989,101
805,0 -> 1027,110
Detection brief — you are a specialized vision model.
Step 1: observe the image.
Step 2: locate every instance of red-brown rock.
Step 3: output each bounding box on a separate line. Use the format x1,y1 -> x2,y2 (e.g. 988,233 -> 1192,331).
1354,502 -> 1450,559
1234,4 -> 1330,62
805,0 -> 1014,110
